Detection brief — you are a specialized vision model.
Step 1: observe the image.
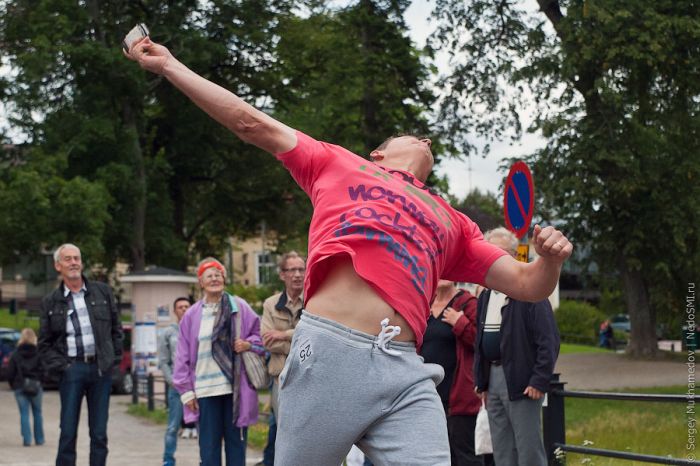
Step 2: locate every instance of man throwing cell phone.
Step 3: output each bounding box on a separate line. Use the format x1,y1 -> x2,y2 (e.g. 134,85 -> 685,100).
124,31 -> 572,466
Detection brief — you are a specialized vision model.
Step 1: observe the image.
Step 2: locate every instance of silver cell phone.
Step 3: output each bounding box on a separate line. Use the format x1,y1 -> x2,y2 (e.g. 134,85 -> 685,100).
122,23 -> 149,52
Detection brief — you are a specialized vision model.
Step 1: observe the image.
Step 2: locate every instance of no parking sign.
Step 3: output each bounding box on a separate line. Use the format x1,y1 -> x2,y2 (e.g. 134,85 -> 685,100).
503,161 -> 534,240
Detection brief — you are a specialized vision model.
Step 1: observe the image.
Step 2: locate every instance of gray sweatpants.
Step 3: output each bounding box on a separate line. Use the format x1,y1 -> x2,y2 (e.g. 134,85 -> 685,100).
274,312 -> 450,466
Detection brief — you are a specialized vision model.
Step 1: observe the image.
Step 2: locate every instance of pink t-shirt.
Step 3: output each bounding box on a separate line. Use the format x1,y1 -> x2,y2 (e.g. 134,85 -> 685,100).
276,131 -> 507,346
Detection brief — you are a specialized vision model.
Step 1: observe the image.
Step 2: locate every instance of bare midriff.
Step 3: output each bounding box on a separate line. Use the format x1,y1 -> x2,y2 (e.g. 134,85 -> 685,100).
304,255 -> 416,342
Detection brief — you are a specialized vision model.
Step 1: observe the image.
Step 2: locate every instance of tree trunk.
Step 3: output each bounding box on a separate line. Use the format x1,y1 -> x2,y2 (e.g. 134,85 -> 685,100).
618,254 -> 657,357
122,101 -> 146,272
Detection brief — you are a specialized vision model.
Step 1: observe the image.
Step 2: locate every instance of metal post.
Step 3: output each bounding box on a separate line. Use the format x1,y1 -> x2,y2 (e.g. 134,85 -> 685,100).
542,373 -> 566,465
131,372 -> 138,405
147,373 -> 155,411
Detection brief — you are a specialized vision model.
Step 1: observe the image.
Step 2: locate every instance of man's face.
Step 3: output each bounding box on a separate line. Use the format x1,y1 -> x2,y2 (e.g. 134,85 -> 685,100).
384,136 -> 434,181
279,257 -> 305,295
173,299 -> 190,322
54,246 -> 83,281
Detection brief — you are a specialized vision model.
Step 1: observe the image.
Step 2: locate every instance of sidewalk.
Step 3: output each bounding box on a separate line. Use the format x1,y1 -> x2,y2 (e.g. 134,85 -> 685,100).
555,351 -> 688,390
0,387 -> 263,465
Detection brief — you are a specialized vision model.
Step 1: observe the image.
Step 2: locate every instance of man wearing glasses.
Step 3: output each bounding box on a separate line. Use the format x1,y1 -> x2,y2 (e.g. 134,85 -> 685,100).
257,252 -> 305,466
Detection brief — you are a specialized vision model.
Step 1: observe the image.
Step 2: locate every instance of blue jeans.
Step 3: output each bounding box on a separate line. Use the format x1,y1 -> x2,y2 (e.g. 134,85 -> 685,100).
262,411 -> 276,466
14,388 -> 45,445
163,385 -> 183,466
57,361 -> 112,466
198,395 -> 247,466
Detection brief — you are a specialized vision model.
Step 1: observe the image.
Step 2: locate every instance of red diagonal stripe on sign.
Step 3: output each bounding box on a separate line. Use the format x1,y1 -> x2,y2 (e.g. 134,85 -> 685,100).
506,176 -> 528,223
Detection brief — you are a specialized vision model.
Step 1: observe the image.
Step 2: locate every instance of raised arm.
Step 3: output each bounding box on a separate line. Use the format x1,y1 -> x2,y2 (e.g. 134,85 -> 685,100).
484,224 -> 573,302
124,37 -> 297,154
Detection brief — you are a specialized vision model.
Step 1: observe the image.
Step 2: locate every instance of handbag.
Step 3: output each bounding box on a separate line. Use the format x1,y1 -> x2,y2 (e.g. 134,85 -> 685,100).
474,399 -> 493,455
22,377 -> 41,397
17,360 -> 41,397
234,307 -> 272,390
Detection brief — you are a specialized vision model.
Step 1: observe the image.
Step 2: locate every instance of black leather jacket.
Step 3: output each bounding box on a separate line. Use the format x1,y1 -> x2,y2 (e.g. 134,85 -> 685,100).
38,277 -> 123,378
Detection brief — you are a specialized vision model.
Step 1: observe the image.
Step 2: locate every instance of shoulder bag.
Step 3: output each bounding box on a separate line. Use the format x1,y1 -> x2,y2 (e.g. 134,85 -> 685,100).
234,302 -> 271,390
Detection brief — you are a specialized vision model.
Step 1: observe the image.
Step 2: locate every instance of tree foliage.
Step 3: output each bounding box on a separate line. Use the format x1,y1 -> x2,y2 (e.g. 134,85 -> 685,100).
432,0 -> 700,356
0,0 -> 439,272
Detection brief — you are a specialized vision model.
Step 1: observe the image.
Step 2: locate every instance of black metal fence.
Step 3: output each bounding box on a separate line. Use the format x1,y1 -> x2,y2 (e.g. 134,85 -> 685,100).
131,373 -> 168,411
542,374 -> 693,465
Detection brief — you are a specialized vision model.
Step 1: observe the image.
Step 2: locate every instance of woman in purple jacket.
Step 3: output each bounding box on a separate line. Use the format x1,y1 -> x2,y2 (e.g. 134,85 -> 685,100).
173,257 -> 264,466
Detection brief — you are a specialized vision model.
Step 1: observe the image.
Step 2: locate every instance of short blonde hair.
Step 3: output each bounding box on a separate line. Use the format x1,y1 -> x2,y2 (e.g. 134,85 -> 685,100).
18,328 -> 37,346
484,227 -> 518,255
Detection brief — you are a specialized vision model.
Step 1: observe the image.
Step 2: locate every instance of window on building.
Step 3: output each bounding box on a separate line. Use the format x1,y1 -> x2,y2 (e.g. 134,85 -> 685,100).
255,252 -> 277,285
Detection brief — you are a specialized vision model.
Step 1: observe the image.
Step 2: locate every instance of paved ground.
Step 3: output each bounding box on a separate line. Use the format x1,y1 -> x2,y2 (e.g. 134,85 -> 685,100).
0,388 -> 263,466
0,352 -> 687,465
556,351 -> 688,390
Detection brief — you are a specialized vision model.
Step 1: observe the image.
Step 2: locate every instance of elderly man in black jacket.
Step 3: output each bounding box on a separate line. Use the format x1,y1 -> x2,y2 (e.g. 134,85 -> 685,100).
474,228 -> 560,466
38,243 -> 123,466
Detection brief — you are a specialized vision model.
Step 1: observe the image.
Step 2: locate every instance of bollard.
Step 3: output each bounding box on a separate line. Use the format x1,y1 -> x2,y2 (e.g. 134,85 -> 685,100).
147,373 -> 155,411
542,373 -> 566,465
131,372 -> 138,405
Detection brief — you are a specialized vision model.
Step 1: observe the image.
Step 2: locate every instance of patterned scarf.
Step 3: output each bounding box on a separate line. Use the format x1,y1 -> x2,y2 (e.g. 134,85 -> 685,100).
211,293 -> 241,425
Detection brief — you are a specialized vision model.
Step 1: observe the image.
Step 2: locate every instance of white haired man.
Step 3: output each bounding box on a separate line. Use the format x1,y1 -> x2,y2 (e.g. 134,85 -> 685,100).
257,252 -> 306,466
474,228 -> 561,466
38,243 -> 123,466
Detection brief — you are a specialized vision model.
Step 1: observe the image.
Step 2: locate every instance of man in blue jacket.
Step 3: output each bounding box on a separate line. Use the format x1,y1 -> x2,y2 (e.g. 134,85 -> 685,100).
474,228 -> 560,466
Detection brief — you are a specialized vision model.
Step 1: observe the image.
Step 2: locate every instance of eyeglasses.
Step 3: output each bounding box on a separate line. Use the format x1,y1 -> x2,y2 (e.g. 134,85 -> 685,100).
202,272 -> 225,281
282,267 -> 305,274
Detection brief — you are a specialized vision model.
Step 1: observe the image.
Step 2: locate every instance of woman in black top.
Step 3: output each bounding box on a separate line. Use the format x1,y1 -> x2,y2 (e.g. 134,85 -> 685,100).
7,328 -> 44,446
421,280 -> 482,466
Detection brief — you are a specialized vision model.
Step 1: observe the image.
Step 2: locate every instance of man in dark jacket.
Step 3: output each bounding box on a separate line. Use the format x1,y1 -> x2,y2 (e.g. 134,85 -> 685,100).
474,228 -> 560,466
38,243 -> 123,466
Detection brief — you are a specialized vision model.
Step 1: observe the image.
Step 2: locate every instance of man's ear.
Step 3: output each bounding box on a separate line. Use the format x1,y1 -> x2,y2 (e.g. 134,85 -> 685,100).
370,150 -> 384,162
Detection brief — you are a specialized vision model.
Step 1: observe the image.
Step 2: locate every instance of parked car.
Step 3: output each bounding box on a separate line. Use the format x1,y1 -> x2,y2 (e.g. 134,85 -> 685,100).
610,314 -> 631,333
112,324 -> 132,394
0,324 -> 132,391
0,328 -> 21,381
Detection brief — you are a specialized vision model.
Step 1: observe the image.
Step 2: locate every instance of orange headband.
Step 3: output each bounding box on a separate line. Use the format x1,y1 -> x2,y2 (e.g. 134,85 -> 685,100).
197,261 -> 226,278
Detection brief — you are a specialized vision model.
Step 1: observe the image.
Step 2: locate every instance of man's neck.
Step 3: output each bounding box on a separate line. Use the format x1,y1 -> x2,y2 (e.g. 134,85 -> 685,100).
286,289 -> 302,304
64,278 -> 84,293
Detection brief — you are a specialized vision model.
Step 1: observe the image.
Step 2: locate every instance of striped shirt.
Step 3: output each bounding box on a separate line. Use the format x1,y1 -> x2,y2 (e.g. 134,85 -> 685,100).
194,302 -> 232,399
63,284 -> 96,357
481,291 -> 508,362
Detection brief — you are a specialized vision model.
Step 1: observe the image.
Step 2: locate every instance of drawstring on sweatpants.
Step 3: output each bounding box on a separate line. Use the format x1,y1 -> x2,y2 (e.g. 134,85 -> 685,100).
376,318 -> 402,356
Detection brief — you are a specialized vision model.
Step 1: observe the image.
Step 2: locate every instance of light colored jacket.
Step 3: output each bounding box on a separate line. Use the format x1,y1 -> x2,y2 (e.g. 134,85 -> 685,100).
157,323 -> 179,387
261,291 -> 302,377
173,295 -> 263,426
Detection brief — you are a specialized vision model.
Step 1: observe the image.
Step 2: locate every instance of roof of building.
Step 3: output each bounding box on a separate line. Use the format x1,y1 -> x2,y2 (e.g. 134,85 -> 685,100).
120,266 -> 198,283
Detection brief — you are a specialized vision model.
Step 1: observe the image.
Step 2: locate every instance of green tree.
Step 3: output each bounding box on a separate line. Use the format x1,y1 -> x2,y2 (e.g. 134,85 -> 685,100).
432,0 -> 700,357
0,0 -> 303,270
452,188 -> 503,232
273,0 -> 444,184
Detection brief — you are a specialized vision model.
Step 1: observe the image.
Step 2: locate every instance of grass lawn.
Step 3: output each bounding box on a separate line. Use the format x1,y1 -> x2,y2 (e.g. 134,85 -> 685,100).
560,343 -> 611,354
0,307 -> 132,332
563,385 -> 689,464
0,308 -> 40,332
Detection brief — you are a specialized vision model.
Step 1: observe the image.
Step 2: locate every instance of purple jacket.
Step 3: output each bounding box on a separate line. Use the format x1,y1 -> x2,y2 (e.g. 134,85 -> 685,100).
173,294 -> 264,426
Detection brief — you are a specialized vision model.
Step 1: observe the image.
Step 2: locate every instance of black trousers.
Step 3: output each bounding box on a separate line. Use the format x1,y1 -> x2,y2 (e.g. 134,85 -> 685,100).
448,414 -> 484,466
